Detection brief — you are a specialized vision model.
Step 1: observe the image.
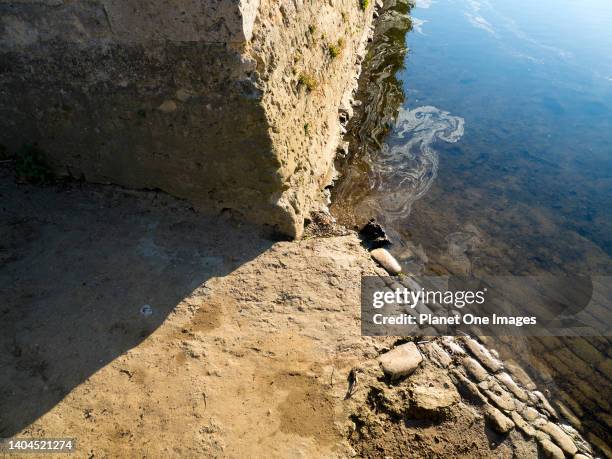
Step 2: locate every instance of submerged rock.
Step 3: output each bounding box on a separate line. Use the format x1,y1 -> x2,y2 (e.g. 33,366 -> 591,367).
370,248 -> 401,275
378,342 -> 422,380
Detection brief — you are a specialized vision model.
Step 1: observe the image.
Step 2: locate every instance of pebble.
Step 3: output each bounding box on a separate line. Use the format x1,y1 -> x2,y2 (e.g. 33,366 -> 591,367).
521,406 -> 540,422
175,88 -> 194,102
539,439 -> 565,459
514,399 -> 526,413
441,336 -> 466,356
462,337 -> 503,373
484,380 -> 516,412
378,342 -> 423,380
423,342 -> 453,368
462,356 -> 489,382
538,421 -> 578,455
450,370 -> 487,405
532,390 -> 558,419
370,248 -> 402,275
511,410 -> 536,437
554,401 -> 582,431
157,100 -> 177,113
504,359 -> 537,390
496,372 -> 528,402
485,405 -> 514,433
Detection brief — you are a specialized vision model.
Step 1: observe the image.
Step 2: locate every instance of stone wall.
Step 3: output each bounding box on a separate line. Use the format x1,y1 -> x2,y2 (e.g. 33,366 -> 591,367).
0,0 -> 375,237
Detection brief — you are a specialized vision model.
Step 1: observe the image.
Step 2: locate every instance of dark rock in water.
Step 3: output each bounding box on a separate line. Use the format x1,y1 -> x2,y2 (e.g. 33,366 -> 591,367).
359,219 -> 391,247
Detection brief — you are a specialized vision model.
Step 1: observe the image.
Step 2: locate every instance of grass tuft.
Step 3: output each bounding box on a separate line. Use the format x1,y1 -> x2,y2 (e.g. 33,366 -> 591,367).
298,73 -> 318,92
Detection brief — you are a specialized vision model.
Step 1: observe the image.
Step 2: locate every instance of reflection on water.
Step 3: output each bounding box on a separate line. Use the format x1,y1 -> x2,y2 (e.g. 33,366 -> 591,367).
332,0 -> 612,452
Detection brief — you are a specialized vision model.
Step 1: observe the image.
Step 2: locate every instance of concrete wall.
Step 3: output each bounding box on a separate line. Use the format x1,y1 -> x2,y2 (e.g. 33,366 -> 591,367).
0,0 -> 374,237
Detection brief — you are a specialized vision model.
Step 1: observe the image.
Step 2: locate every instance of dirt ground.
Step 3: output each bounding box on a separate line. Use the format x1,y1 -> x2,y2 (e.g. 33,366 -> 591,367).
0,167 -> 590,457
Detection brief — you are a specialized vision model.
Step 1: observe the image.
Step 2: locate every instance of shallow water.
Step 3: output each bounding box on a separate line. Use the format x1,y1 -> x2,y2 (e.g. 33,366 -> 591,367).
333,0 -> 612,278
332,0 -> 612,450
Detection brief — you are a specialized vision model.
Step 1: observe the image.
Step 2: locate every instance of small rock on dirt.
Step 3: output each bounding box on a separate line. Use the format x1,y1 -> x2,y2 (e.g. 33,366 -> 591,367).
422,341 -> 452,368
485,405 -> 514,434
496,372 -> 528,402
450,369 -> 487,405
378,342 -> 422,380
410,369 -> 460,414
157,100 -> 177,113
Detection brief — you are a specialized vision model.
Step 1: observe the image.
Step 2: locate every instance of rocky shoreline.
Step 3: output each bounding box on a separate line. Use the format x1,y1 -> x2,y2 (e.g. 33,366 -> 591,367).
0,169 -> 608,457
347,335 -> 596,458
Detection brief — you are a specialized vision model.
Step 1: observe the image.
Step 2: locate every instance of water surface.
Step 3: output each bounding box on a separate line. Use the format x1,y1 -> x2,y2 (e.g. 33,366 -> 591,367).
333,0 -> 612,278
332,0 -> 612,449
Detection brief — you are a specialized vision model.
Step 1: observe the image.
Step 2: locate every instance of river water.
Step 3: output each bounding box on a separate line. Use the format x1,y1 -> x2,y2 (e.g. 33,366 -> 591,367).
332,0 -> 612,452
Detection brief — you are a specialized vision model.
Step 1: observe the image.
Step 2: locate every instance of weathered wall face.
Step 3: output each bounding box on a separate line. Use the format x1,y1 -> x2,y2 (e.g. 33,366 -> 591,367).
251,0 -> 373,237
0,0 -> 374,237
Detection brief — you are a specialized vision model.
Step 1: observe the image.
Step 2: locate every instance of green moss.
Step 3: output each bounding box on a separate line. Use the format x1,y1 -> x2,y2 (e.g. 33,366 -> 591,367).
308,24 -> 317,35
303,123 -> 310,136
15,144 -> 53,184
328,44 -> 340,59
360,0 -> 369,11
298,73 -> 318,92
328,38 -> 345,59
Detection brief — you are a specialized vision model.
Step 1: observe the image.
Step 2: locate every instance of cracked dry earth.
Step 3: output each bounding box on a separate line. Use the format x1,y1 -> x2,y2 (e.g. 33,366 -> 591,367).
0,172 -> 601,457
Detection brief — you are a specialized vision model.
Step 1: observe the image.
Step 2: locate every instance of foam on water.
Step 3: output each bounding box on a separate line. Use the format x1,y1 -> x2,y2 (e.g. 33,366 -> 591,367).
371,106 -> 464,219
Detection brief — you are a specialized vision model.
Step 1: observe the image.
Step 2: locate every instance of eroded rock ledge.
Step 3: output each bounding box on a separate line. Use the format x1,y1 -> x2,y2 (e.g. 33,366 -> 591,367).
0,0 -> 376,237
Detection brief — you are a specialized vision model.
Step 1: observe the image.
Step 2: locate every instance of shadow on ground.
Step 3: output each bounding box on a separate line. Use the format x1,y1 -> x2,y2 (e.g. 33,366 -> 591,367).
0,169 -> 273,437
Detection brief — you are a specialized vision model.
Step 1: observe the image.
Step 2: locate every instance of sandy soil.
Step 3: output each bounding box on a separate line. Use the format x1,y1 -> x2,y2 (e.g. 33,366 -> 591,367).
0,168 -> 595,457
0,167 -> 386,457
